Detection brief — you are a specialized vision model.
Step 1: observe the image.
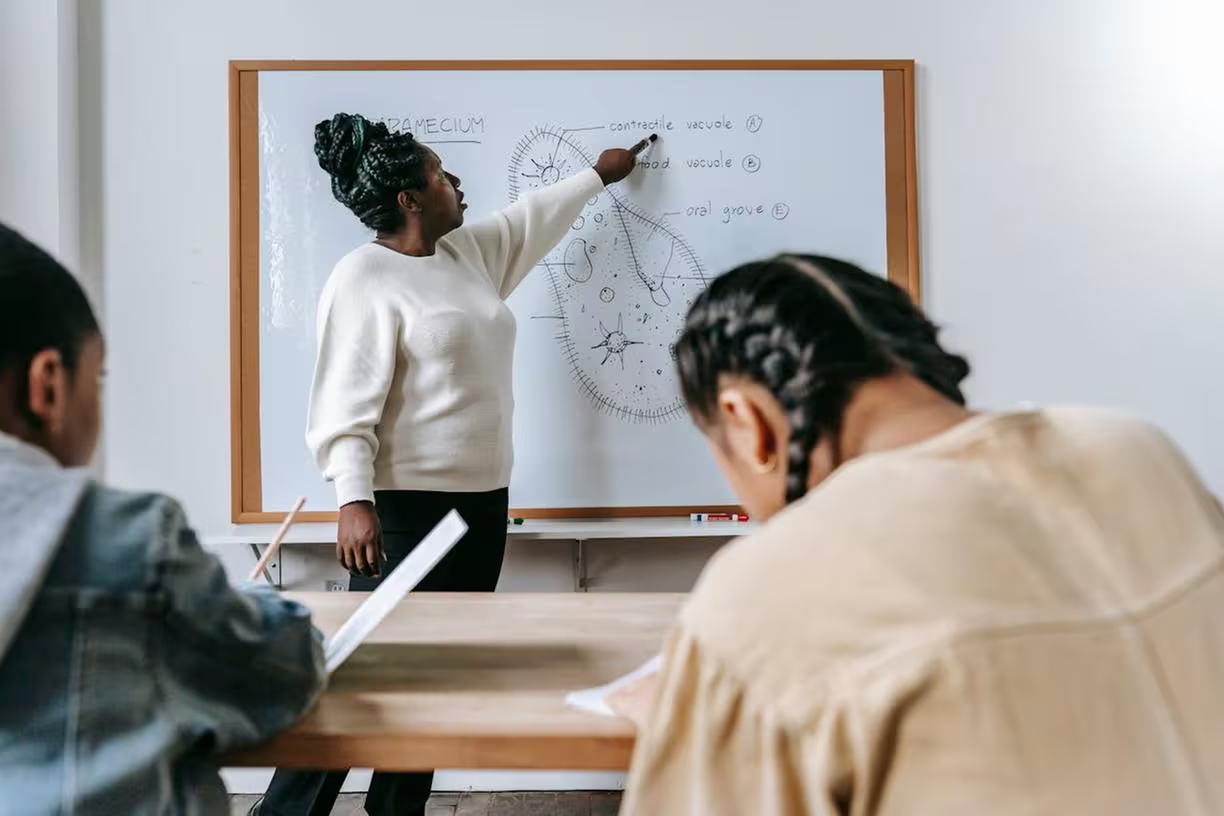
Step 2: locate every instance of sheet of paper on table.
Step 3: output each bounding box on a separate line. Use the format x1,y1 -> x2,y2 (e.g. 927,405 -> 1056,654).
565,654 -> 663,717
324,509 -> 469,674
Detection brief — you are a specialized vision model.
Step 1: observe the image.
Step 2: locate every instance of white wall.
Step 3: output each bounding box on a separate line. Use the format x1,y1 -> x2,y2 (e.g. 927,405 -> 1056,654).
1,0 -> 105,469
0,0 -> 82,275
0,3 -> 61,254
91,0 -> 1224,537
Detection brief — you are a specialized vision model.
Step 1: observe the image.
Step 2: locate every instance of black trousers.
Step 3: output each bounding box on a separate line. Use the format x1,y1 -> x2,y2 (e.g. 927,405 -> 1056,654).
258,488 -> 509,816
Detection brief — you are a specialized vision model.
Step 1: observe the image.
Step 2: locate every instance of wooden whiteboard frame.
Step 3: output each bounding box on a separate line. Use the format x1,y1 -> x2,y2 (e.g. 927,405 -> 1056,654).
229,59 -> 920,523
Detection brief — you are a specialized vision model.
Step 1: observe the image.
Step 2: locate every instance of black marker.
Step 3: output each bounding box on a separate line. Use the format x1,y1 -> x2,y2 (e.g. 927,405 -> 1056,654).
630,133 -> 659,156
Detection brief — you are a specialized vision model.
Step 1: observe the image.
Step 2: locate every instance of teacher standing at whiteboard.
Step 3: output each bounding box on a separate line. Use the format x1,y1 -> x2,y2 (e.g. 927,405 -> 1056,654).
254,115 -> 645,816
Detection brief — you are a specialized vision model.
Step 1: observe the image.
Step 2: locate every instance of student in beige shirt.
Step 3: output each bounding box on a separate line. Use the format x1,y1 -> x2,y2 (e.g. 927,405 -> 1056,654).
616,253 -> 1224,815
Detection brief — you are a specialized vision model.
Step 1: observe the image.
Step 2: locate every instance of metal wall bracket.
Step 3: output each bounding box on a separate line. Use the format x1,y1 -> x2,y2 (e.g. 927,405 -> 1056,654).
247,542 -> 282,587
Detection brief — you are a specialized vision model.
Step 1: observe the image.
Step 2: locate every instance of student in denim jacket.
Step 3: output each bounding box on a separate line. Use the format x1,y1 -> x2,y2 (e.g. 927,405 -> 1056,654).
0,223 -> 327,814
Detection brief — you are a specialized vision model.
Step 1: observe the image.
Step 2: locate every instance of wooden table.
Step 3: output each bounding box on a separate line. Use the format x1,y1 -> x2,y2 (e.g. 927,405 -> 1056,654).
222,592 -> 684,771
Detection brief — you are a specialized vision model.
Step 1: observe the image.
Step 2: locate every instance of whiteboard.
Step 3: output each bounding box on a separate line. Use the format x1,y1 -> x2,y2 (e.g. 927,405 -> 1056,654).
235,62 -> 916,519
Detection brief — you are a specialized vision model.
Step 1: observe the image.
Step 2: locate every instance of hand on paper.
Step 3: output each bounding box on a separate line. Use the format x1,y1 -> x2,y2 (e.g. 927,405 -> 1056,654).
606,669 -> 660,730
337,500 -> 385,578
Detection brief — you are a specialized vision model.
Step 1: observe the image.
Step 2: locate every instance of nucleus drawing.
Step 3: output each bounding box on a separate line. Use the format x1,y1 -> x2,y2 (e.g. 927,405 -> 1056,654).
508,125 -> 708,424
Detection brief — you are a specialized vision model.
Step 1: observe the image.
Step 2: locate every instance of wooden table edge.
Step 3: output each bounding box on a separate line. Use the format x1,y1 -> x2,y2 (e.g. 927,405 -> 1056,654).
222,730 -> 637,771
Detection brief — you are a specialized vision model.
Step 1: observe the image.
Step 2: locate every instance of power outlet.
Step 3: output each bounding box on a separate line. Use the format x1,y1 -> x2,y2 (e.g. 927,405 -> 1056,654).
324,580 -> 346,592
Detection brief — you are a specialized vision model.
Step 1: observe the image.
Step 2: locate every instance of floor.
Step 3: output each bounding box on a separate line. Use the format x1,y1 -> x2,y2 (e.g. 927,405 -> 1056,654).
230,792 -> 622,815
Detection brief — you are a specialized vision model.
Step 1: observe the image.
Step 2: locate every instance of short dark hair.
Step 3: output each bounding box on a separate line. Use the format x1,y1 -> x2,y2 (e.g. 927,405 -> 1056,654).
0,223 -> 100,415
314,113 -> 431,233
674,253 -> 970,504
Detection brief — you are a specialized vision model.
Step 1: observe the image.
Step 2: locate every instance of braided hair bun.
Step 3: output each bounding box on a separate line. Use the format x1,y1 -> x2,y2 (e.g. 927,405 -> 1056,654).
315,113 -> 378,180
313,113 -> 430,232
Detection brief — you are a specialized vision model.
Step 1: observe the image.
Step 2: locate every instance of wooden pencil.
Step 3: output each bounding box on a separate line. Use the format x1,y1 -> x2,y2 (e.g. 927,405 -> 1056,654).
249,496 -> 306,582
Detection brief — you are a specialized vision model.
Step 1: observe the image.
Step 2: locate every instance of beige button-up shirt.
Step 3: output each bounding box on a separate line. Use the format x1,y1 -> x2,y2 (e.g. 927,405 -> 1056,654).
622,407 -> 1224,815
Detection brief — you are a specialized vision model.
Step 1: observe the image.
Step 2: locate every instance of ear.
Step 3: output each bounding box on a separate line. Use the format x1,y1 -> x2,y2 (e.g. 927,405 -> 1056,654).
715,386 -> 779,470
397,189 -> 424,214
26,348 -> 67,432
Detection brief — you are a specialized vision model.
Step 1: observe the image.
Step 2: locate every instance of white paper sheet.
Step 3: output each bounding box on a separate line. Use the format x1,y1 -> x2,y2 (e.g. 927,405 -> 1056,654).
324,509 -> 468,674
565,654 -> 663,717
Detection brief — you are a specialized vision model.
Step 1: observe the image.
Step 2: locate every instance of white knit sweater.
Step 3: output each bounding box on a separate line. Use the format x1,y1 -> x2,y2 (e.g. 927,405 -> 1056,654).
306,168 -> 605,506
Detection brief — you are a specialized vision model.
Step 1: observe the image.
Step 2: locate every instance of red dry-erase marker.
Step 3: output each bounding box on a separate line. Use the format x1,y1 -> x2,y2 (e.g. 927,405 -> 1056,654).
690,513 -> 749,522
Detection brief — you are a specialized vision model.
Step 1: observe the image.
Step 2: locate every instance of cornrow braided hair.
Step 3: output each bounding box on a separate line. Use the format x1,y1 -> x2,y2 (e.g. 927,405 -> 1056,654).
675,254 -> 970,505
808,256 -> 971,404
314,113 -> 430,233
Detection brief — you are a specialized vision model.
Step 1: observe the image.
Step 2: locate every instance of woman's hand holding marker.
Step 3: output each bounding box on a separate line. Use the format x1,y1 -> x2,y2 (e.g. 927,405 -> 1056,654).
594,134 -> 658,185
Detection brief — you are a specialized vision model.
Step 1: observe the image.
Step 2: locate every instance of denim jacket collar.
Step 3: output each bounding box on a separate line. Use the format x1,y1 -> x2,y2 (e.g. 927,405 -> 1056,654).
0,430 -> 91,662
